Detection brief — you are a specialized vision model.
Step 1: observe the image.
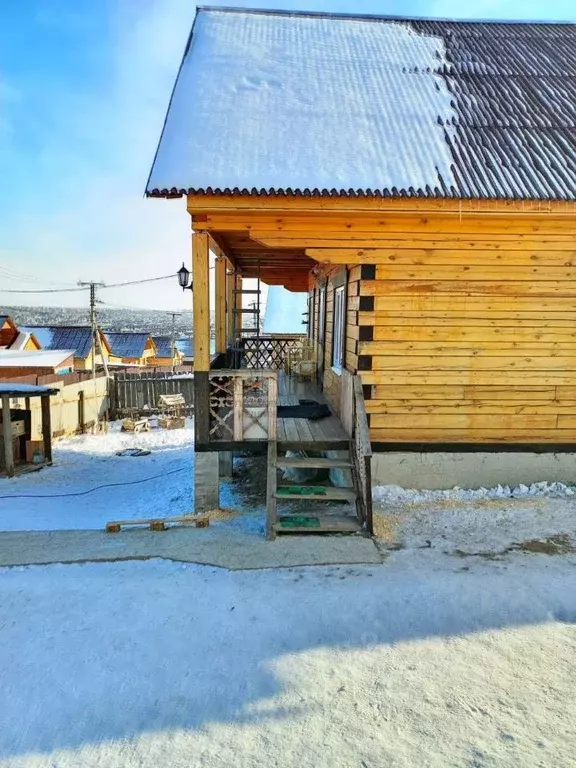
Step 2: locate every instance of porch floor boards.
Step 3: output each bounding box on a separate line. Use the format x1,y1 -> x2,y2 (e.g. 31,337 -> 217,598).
276,373 -> 349,450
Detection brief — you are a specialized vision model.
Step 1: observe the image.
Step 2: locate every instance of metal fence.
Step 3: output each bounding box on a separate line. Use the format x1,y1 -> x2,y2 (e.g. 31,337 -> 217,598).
110,371 -> 194,418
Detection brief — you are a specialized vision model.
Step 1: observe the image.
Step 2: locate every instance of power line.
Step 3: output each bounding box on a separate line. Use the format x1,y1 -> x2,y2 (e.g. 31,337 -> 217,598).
0,285 -> 89,294
101,274 -> 177,289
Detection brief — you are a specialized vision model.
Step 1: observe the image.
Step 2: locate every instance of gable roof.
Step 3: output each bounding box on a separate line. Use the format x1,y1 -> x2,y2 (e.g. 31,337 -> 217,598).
175,338 -> 194,359
105,332 -> 155,359
152,336 -> 179,358
147,8 -> 576,201
20,326 -> 110,359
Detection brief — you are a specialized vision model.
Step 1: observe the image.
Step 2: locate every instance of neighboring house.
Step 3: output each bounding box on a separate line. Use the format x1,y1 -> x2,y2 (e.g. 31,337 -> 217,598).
175,338 -> 194,366
0,349 -> 74,378
150,336 -> 184,367
262,287 -> 308,335
0,316 -> 41,351
146,8 -> 576,496
105,333 -> 157,366
20,326 -> 111,371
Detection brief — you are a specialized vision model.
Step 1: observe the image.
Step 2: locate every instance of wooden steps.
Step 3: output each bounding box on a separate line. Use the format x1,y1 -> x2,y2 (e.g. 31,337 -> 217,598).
273,515 -> 361,534
275,486 -> 357,502
276,456 -> 352,469
267,438 -> 362,539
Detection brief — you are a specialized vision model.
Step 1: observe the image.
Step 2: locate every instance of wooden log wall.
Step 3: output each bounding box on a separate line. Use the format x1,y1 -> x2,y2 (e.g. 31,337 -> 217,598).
339,214 -> 576,445
188,196 -> 576,445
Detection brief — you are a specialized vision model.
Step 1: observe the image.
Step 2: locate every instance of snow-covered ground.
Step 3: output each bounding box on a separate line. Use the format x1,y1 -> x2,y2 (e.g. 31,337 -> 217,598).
1,554 -> 575,768
373,483 -> 576,555
0,422 -> 196,531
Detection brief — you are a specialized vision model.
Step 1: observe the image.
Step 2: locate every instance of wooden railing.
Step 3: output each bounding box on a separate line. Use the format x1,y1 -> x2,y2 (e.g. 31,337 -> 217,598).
227,335 -> 306,370
207,369 -> 278,443
351,376 -> 373,533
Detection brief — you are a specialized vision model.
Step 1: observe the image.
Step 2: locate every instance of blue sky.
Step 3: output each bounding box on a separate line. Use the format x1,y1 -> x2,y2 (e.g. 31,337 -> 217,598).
1,0 -> 576,310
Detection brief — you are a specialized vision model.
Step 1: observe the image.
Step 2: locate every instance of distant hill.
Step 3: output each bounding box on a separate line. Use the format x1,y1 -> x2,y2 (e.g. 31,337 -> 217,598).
3,305 -> 208,336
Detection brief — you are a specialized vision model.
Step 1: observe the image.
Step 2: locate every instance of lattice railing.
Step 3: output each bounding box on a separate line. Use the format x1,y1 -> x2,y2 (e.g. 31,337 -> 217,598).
229,336 -> 306,370
208,370 -> 278,442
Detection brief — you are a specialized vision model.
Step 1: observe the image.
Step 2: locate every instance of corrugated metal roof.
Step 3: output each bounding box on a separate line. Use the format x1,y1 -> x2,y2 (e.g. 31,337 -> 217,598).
106,333 -> 152,359
146,8 -> 576,201
152,336 -> 176,358
20,326 -> 94,359
175,338 -> 194,359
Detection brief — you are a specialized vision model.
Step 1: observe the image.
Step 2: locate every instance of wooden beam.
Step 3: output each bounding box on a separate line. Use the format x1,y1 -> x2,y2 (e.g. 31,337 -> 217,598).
226,261 -> 235,345
214,256 -> 226,354
41,395 -> 52,463
234,273 -> 243,339
187,193 -> 576,216
1,394 -> 14,477
192,231 -> 211,371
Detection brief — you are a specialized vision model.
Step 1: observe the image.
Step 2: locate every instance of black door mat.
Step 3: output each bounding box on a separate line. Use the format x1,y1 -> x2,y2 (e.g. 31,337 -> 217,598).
277,399 -> 331,420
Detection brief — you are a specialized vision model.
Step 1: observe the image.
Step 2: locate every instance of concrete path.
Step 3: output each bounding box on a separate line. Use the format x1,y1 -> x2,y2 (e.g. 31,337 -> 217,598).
0,526 -> 383,570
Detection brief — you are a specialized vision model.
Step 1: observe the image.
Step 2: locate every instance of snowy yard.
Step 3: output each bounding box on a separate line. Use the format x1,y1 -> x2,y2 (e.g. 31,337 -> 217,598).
1,426 -> 576,766
1,554 -> 576,768
0,422 -> 263,534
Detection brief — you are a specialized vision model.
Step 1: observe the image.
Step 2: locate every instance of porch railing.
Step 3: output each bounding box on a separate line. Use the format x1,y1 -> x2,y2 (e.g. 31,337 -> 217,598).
227,335 -> 306,370
206,369 -> 278,443
351,376 -> 373,533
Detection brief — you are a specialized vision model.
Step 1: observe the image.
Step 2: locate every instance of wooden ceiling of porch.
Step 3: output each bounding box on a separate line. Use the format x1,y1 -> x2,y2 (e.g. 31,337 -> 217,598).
211,230 -> 314,292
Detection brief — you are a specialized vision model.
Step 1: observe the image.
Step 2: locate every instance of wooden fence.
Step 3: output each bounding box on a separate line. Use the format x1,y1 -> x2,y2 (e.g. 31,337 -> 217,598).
110,371 -> 194,417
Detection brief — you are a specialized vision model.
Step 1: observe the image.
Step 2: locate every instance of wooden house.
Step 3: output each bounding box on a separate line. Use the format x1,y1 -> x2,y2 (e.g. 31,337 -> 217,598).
105,333 -> 157,367
0,349 -> 74,379
0,316 -> 41,352
21,326 -> 111,371
150,336 -> 184,367
147,8 -> 576,529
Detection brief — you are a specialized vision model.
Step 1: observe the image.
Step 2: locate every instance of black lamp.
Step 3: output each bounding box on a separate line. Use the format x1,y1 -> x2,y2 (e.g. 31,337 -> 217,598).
177,263 -> 193,290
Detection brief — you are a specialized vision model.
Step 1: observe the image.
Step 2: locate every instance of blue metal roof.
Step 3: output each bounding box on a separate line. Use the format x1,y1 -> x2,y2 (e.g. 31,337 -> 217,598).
175,338 -> 194,358
20,326 -> 94,358
106,332 -> 152,358
152,336 -> 176,358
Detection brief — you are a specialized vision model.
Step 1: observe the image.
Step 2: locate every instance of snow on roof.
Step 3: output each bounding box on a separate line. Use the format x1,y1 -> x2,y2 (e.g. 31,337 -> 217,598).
147,8 -> 576,201
105,333 -> 153,359
263,287 -> 308,334
0,383 -> 58,396
0,349 -> 74,368
9,332 -> 34,351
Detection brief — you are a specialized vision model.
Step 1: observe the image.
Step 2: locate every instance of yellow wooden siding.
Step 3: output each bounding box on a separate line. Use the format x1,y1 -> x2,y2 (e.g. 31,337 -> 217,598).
348,213 -> 576,443
189,199 -> 576,444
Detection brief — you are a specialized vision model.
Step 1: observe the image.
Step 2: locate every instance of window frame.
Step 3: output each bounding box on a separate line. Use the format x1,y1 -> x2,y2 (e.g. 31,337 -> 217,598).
332,284 -> 346,372
318,285 -> 326,346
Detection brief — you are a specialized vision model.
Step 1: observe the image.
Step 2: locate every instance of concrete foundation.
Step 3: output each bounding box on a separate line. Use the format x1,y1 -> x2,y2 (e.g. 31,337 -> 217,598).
194,452 -> 220,512
371,452 -> 576,490
218,451 -> 234,481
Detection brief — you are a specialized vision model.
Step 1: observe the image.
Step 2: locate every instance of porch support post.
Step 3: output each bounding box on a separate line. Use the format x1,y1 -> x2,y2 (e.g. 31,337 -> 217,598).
218,451 -> 233,480
1,394 -> 14,478
215,255 -> 226,354
226,261 -> 235,347
234,274 -> 243,340
192,229 -> 219,512
41,395 -> 52,464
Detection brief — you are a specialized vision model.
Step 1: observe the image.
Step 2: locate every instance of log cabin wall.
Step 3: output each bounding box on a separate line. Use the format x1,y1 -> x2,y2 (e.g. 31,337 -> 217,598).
342,211 -> 576,446
190,195 -> 576,446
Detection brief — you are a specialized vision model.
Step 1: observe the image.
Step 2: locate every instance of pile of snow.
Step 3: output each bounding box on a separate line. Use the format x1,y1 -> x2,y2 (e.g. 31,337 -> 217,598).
374,481 -> 576,506
373,482 -> 576,554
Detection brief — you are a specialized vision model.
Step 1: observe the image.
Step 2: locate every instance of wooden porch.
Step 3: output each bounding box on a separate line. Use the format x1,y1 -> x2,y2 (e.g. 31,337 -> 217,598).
276,372 -> 349,451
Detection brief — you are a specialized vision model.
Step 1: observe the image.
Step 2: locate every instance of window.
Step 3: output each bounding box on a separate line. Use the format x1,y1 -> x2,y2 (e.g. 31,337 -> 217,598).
318,286 -> 326,345
332,285 -> 345,370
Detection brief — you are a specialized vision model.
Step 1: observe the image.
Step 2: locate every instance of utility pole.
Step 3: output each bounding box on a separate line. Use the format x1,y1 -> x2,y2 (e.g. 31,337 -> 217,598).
169,312 -> 181,374
78,281 -> 108,380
